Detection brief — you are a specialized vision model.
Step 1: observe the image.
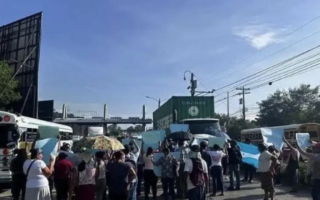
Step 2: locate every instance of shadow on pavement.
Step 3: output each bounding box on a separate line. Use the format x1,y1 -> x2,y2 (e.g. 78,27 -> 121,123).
223,194 -> 263,200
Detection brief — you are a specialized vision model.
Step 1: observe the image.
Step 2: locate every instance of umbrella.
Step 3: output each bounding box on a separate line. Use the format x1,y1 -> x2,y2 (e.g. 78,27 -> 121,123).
166,131 -> 194,141
72,135 -> 124,152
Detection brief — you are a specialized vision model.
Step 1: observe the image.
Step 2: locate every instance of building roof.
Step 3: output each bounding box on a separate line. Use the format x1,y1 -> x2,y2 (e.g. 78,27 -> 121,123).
53,117 -> 152,124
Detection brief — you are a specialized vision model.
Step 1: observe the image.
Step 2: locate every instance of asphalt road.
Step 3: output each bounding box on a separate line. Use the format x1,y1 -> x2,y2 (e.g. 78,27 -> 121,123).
0,181 -> 312,200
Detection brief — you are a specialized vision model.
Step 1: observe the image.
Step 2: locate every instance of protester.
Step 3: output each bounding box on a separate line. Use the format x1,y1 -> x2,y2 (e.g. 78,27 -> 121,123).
107,151 -> 137,200
23,148 -> 55,200
283,138 -> 300,193
210,144 -> 226,196
290,140 -> 320,200
95,151 -> 107,200
256,143 -> 278,200
154,147 -> 178,200
221,142 -> 229,181
176,140 -> 189,198
242,138 -> 254,183
143,147 -> 158,200
227,140 -> 242,190
137,148 -> 144,197
268,145 -> 281,185
75,151 -> 97,200
10,149 -> 27,200
54,152 -> 73,200
184,145 -> 209,200
124,144 -> 138,200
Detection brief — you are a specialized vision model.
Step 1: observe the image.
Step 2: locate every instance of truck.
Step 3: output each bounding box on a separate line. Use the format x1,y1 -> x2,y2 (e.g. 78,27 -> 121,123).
153,96 -> 223,135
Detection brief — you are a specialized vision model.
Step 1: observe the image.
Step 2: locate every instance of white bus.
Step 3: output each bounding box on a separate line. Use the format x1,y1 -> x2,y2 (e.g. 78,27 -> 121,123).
0,111 -> 73,187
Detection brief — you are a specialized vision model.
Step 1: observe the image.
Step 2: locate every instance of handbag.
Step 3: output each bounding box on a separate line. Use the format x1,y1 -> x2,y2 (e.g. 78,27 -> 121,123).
22,159 -> 37,199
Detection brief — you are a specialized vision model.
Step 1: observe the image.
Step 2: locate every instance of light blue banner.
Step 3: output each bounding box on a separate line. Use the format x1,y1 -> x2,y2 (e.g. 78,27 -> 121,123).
208,137 -> 225,148
38,126 -> 59,139
153,152 -> 181,177
170,124 -> 189,133
261,128 -> 284,150
237,142 -> 260,168
142,130 -> 165,151
35,138 -> 59,165
296,133 -> 311,150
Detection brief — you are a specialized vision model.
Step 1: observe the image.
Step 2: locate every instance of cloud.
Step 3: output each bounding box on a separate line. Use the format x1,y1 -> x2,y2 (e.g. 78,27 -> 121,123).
233,25 -> 285,50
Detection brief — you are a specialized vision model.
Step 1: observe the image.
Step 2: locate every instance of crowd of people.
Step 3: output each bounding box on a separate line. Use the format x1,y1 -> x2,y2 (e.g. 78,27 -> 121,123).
8,136 -> 320,200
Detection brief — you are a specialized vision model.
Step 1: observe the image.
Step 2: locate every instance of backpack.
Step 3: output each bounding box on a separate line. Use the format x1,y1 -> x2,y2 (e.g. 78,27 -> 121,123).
189,158 -> 205,187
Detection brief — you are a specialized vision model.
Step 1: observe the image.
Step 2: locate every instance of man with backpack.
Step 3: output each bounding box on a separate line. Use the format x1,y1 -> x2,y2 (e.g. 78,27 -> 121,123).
184,145 -> 209,200
227,140 -> 242,190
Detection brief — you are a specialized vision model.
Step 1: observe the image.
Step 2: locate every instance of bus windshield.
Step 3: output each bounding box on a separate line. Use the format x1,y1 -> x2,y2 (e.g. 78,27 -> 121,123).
182,120 -> 221,135
0,124 -> 19,148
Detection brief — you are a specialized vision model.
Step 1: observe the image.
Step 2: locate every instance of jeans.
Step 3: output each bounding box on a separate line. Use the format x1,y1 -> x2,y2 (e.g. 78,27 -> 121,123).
144,169 -> 158,198
211,166 -> 224,195
95,178 -> 107,200
243,163 -> 254,181
137,164 -> 144,196
12,174 -> 26,200
311,179 -> 320,200
229,164 -> 240,189
161,178 -> 175,200
187,186 -> 205,200
176,162 -> 186,197
54,178 -> 70,200
129,181 -> 137,200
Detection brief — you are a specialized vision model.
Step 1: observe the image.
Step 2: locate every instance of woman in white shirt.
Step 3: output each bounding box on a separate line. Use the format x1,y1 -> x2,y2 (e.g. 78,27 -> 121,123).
257,144 -> 278,200
210,144 -> 226,196
23,148 -> 55,200
143,147 -> 158,199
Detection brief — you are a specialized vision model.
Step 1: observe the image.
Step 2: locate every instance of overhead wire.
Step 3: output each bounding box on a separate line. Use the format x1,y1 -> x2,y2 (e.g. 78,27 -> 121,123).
202,14 -> 320,85
213,43 -> 320,98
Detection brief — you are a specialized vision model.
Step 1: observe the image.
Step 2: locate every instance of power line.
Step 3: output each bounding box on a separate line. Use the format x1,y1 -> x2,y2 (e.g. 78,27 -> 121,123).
213,44 -> 320,98
202,15 -> 320,85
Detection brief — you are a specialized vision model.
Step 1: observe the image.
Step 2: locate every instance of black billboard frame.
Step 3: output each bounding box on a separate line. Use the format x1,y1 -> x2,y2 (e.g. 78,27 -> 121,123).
0,12 -> 42,118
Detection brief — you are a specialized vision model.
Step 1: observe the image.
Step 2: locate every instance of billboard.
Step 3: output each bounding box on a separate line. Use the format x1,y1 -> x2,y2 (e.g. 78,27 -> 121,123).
38,100 -> 54,121
0,12 -> 42,117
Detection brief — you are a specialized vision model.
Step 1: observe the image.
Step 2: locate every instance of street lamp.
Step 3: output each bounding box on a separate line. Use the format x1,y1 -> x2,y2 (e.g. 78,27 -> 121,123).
145,96 -> 161,108
183,70 -> 197,96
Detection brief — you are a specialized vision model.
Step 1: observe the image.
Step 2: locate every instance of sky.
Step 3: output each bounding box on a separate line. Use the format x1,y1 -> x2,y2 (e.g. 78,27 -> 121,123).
2,1 -> 320,126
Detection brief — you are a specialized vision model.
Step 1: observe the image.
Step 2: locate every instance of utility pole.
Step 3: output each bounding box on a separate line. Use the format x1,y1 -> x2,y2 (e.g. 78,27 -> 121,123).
236,87 -> 250,123
184,71 -> 197,97
190,73 -> 196,96
158,99 -> 161,108
227,91 -> 229,127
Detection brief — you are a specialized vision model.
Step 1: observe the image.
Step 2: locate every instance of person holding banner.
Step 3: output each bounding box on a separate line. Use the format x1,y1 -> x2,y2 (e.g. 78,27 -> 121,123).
282,137 -> 300,193
257,144 -> 278,200
242,139 -> 255,183
227,140 -> 242,190
143,147 -> 158,200
289,139 -> 320,200
23,148 -> 55,200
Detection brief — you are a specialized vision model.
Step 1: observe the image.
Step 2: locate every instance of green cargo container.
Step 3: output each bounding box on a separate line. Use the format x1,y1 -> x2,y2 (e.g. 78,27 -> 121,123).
153,96 -> 214,130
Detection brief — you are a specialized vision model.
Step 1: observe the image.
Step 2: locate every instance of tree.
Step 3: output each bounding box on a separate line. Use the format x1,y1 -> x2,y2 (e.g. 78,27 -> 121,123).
213,113 -> 257,140
0,61 -> 21,109
256,84 -> 320,126
108,124 -> 122,136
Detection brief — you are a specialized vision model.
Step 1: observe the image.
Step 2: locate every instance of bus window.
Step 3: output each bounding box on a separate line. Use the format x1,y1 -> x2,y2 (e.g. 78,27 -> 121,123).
308,131 -> 318,138
0,124 -> 19,148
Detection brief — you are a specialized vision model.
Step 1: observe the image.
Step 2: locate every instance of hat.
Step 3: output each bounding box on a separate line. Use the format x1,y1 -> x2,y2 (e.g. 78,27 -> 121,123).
190,145 -> 200,152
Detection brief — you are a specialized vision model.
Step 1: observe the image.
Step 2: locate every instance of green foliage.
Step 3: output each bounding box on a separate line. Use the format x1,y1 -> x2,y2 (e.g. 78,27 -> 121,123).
0,61 -> 21,109
108,124 -> 122,136
213,113 -> 257,140
126,125 -> 144,133
280,162 -> 308,185
256,84 -> 320,126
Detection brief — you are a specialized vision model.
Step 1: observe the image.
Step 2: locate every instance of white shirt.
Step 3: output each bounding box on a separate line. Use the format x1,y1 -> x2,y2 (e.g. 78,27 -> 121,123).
209,151 -> 225,167
143,154 -> 154,170
257,150 -> 272,172
23,159 -> 48,188
184,158 -> 208,190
